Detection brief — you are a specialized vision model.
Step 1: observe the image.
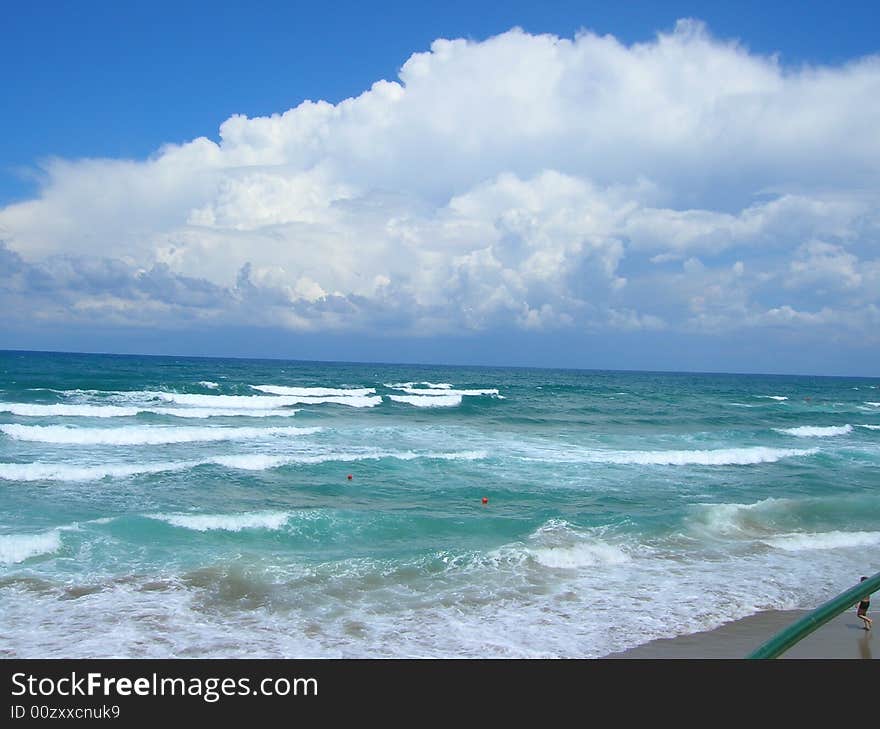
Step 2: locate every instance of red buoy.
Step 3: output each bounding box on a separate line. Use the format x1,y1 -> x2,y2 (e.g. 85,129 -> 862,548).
482,497 -> 488,505
347,474 -> 353,480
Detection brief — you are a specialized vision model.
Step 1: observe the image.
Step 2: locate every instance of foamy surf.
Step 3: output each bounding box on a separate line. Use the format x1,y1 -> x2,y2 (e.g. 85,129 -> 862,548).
0,403 -> 142,418
775,425 -> 853,437
757,395 -> 788,401
0,530 -> 62,564
251,385 -> 376,397
0,461 -> 195,482
548,446 -> 818,466
762,531 -> 880,552
149,391 -> 380,408
384,382 -> 453,390
492,519 -> 631,569
150,512 -> 291,532
151,407 -> 301,418
529,542 -> 630,569
388,394 -> 463,407
0,402 -> 303,419
0,450 -> 489,482
388,386 -> 499,397
687,498 -> 791,538
0,424 -> 322,445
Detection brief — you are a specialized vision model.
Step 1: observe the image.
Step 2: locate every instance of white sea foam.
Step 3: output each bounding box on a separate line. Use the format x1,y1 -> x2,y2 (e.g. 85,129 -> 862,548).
209,455 -> 294,471
385,382 -> 453,390
151,512 -> 291,532
529,541 -> 630,569
575,446 -> 817,466
151,407 -> 300,419
244,449 -> 488,466
388,394 -> 463,408
763,531 -> 880,552
757,395 -> 788,401
199,381 -> 219,389
0,449 -> 487,482
0,424 -> 321,445
286,395 -> 381,408
865,402 -> 880,407
688,498 -> 787,538
148,392 -> 305,408
0,402 -> 305,419
392,387 -> 499,397
857,424 -> 880,431
0,530 -> 62,563
251,385 -> 376,397
775,425 -> 853,437
151,391 -> 380,409
0,403 -> 142,418
0,461 -> 195,482
495,519 -> 631,569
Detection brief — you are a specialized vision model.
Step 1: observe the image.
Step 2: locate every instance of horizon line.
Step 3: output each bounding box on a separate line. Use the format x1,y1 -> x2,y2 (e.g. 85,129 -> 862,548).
1,347 -> 877,381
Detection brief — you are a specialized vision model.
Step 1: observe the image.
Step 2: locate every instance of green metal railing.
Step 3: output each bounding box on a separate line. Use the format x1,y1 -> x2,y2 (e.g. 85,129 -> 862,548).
747,571 -> 880,659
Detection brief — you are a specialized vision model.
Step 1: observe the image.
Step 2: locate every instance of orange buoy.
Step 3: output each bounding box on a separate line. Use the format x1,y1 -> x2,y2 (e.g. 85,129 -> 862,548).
481,497 -> 488,505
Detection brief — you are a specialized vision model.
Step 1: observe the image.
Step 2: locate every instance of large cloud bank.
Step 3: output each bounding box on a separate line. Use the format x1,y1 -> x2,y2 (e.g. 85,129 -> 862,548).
2,20 -> 879,343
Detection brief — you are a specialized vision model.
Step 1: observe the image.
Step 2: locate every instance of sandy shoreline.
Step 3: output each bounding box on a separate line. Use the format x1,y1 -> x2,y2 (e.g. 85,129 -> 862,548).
605,609 -> 877,659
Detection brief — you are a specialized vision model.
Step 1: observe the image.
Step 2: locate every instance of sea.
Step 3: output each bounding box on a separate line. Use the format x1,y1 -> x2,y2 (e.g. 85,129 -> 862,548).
1,350 -> 878,658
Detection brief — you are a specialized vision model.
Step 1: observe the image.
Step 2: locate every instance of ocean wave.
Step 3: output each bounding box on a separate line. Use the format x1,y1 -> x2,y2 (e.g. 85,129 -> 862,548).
0,530 -> 62,564
866,402 -> 880,407
762,531 -> 880,552
857,424 -> 880,431
0,403 -> 141,418
152,391 -> 381,409
387,394 -> 463,408
151,407 -> 300,419
0,402 -> 304,419
687,498 -> 792,538
199,381 -> 219,389
223,449 -> 488,467
489,519 -> 630,569
529,542 -> 630,569
250,385 -> 376,397
391,387 -> 499,397
384,382 -> 453,390
756,395 -> 788,401
0,424 -> 321,445
0,449 -> 487,482
0,461 -> 195,482
150,512 -> 291,532
774,425 -> 853,438
567,446 -> 817,466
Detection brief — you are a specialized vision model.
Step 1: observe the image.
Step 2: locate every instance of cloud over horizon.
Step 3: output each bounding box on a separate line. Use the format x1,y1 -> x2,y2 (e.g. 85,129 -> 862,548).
2,20 -> 879,354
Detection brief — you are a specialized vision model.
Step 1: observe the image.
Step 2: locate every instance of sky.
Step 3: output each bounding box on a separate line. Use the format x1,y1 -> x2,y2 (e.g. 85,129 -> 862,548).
1,1 -> 879,375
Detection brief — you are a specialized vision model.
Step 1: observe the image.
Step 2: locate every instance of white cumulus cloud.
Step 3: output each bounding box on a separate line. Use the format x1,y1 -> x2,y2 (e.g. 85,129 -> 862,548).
1,20 -> 879,342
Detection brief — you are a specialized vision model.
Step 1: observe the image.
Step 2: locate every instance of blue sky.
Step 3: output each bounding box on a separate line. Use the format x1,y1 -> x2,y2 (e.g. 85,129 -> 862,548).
1,1 -> 879,375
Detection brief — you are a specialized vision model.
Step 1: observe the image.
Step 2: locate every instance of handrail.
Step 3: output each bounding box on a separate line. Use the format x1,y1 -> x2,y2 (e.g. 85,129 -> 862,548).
747,571 -> 880,659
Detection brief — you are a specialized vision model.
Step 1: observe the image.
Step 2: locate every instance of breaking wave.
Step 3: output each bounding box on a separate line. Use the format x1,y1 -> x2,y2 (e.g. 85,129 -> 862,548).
0,424 -> 321,445
0,530 -> 62,564
150,512 -> 291,532
775,425 -> 853,437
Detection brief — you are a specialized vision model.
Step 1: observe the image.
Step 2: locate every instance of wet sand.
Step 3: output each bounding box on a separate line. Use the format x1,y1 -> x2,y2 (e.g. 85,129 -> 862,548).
605,609 -> 876,659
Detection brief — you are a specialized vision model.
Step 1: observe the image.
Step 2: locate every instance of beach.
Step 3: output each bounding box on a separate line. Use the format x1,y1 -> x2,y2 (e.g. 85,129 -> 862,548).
607,609 -> 877,659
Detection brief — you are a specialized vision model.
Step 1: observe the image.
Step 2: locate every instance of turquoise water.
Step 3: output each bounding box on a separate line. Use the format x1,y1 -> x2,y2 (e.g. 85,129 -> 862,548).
1,350 -> 878,657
